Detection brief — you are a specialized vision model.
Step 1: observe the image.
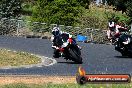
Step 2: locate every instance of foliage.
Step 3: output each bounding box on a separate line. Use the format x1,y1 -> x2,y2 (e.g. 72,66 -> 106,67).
126,0 -> 132,24
0,18 -> 17,35
80,5 -> 130,30
77,0 -> 90,9
0,0 -> 22,18
126,0 -> 132,17
106,0 -> 132,24
21,2 -> 33,15
0,0 -> 22,35
32,0 -> 85,26
106,0 -> 116,6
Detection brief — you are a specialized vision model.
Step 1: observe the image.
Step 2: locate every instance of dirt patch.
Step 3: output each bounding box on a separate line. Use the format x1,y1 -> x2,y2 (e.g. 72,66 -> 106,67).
0,75 -> 76,85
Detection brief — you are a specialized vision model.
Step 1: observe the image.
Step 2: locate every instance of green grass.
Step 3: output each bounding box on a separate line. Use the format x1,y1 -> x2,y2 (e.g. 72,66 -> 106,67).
0,83 -> 132,88
0,49 -> 41,67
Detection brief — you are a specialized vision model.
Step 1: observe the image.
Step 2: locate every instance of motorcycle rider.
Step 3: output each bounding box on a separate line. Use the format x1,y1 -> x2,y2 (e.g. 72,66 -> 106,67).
107,18 -> 116,40
114,22 -> 127,38
114,22 -> 131,56
51,26 -> 81,58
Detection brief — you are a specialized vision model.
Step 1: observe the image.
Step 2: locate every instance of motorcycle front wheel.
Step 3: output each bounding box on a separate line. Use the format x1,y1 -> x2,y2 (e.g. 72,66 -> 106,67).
69,45 -> 82,64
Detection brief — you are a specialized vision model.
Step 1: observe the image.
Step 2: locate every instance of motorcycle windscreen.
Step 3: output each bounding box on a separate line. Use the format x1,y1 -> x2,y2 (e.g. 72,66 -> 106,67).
60,34 -> 69,42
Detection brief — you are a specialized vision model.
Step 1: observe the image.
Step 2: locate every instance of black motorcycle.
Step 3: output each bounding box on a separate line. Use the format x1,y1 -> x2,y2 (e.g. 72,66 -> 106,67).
114,32 -> 132,57
53,34 -> 82,64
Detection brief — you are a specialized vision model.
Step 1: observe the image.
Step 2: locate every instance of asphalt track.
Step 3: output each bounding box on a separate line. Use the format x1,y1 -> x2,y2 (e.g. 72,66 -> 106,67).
0,35 -> 132,76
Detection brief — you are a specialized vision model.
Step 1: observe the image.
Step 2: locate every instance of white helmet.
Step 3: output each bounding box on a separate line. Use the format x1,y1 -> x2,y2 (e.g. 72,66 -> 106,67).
52,27 -> 60,36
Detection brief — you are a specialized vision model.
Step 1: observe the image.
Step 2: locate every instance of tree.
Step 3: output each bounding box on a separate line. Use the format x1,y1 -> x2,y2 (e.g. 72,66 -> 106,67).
114,0 -> 127,14
0,0 -> 22,18
105,0 -> 127,14
125,0 -> 132,24
106,0 -> 116,6
0,0 -> 22,35
77,0 -> 90,9
111,0 -> 132,23
32,0 -> 85,26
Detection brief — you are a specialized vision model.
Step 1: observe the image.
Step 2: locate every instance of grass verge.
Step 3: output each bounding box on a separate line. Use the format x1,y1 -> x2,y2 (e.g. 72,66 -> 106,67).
0,82 -> 131,88
0,76 -> 131,88
0,49 -> 41,67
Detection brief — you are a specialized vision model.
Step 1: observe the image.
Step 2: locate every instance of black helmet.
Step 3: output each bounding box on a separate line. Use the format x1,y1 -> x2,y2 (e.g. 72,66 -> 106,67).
52,27 -> 60,36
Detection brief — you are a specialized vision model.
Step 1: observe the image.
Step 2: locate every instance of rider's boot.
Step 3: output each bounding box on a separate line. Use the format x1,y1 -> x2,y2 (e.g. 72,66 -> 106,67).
53,49 -> 60,58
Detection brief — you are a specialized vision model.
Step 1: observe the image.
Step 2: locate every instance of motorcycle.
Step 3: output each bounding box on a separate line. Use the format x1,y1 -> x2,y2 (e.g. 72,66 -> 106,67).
53,34 -> 82,64
114,32 -> 132,57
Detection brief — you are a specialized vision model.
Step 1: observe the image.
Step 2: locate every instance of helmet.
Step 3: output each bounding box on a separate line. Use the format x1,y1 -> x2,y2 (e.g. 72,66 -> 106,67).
52,27 -> 60,36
